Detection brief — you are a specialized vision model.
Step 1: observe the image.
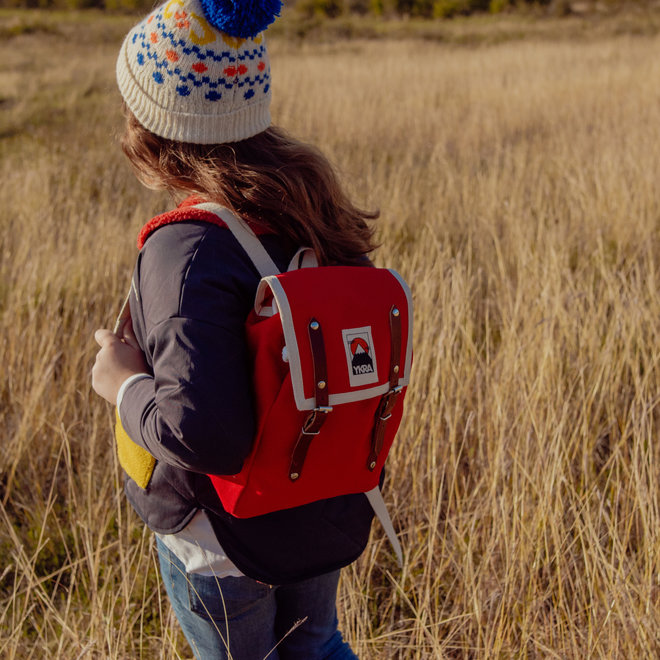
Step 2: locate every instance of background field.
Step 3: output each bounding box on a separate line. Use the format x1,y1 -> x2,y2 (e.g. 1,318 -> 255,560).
1,7 -> 659,659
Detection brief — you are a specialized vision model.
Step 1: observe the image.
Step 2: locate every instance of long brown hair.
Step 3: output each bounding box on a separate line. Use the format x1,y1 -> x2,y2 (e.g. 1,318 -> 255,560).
121,109 -> 378,265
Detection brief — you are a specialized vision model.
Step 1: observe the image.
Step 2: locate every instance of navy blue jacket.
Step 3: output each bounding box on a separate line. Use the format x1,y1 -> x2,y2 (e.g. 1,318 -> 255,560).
118,202 -> 375,584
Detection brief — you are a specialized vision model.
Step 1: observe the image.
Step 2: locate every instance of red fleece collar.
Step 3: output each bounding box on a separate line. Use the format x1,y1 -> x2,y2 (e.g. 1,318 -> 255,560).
137,197 -> 271,250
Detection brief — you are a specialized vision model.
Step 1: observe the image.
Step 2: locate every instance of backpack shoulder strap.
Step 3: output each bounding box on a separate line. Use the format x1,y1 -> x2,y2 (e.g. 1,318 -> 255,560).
365,487 -> 403,568
194,202 -> 281,278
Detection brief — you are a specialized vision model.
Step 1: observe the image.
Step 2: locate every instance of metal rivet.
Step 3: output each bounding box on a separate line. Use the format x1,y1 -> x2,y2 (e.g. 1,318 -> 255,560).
317,380 -> 326,389
392,308 -> 400,317
310,321 -> 320,330
369,461 -> 377,470
393,365 -> 399,374
290,472 -> 299,481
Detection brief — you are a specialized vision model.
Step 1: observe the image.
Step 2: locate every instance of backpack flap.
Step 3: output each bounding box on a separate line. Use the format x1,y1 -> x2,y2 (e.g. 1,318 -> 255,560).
254,266 -> 412,411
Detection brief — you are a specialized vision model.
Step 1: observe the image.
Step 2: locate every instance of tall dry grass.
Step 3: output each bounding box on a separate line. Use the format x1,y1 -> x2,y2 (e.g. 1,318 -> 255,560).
1,10 -> 659,659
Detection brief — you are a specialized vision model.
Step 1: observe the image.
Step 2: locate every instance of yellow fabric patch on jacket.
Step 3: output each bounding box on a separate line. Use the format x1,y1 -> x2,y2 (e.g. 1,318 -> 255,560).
115,408 -> 155,489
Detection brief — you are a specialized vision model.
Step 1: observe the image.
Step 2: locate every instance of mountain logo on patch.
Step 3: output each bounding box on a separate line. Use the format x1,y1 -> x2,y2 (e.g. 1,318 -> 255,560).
342,326 -> 379,387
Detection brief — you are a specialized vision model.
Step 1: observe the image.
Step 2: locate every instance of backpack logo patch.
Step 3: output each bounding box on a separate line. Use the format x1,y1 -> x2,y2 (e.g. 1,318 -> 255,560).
342,326 -> 378,387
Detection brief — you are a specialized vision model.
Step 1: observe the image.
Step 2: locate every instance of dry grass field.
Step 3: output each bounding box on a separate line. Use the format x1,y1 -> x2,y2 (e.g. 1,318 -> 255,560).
1,7 -> 659,659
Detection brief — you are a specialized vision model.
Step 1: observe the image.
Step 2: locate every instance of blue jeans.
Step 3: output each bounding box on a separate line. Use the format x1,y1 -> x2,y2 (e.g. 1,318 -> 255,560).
156,538 -> 359,659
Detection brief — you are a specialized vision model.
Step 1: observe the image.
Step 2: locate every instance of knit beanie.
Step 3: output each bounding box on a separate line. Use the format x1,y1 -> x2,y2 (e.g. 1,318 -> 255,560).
116,0 -> 281,144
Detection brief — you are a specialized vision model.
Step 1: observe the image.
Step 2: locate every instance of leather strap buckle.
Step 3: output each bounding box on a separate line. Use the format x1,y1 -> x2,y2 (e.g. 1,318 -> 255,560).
376,386 -> 403,421
289,318 -> 331,480
314,406 -> 334,414
301,406 -> 333,436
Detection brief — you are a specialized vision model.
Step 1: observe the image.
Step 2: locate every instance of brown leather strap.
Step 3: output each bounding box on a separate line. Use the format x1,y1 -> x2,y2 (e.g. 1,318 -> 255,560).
387,305 -> 402,390
289,318 -> 331,481
308,318 -> 329,409
367,305 -> 403,471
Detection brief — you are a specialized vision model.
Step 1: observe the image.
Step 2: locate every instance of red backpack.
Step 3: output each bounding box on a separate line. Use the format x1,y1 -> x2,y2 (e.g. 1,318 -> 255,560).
115,203 -> 412,564
197,204 -> 413,563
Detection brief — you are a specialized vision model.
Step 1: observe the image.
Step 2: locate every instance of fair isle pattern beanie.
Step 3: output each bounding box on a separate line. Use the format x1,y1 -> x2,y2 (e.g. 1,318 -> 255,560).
116,0 -> 281,144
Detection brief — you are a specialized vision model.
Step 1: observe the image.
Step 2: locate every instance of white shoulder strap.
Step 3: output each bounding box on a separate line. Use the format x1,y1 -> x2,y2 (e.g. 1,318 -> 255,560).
365,487 -> 403,568
194,202 -> 281,278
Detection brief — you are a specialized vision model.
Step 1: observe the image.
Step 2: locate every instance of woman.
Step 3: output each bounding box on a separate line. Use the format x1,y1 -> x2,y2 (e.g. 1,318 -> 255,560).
91,0 -> 381,657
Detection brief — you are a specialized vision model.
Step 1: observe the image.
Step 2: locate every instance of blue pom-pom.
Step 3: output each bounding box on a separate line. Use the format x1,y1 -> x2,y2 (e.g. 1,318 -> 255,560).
199,0 -> 282,39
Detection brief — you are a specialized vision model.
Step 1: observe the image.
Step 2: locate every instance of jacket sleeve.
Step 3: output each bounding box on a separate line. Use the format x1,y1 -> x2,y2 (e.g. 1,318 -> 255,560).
118,222 -> 260,476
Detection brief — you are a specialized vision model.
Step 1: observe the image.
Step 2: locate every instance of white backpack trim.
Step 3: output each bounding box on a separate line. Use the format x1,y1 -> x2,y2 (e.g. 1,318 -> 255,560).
287,246 -> 318,271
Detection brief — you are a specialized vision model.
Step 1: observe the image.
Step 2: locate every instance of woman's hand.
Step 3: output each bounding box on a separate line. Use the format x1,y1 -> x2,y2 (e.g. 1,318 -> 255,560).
92,320 -> 149,406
